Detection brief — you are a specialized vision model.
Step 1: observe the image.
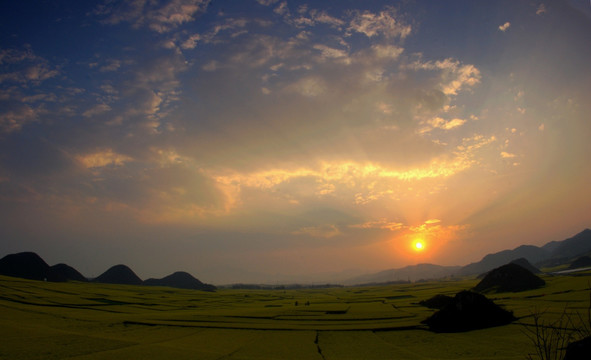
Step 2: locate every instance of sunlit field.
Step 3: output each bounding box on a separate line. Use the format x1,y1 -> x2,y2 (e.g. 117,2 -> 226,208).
1,273 -> 590,359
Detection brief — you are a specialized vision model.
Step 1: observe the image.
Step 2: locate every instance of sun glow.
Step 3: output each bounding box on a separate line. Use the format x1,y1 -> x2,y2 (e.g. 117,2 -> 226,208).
413,239 -> 425,251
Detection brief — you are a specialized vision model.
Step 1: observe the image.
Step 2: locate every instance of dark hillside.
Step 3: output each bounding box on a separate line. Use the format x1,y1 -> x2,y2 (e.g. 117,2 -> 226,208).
0,252 -> 51,281
50,263 -> 88,282
94,265 -> 143,285
144,271 -> 216,291
510,257 -> 541,274
422,291 -> 516,332
473,263 -> 545,293
568,256 -> 591,270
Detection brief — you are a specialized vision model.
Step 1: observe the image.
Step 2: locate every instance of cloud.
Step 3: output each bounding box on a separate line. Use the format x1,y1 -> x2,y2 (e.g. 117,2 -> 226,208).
95,0 -> 210,33
419,117 -> 467,134
256,0 -> 279,5
0,103 -> 37,133
292,224 -> 341,238
286,76 -> 327,97
536,4 -> 547,15
347,7 -> 411,38
82,103 -> 112,118
99,59 -> 122,72
0,47 -> 58,85
350,219 -> 404,231
76,149 -> 133,168
500,151 -> 516,158
408,58 -> 481,95
498,22 -> 511,32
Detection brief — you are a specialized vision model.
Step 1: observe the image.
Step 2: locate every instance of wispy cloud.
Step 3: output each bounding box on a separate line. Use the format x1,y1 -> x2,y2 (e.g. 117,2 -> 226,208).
95,0 -> 210,33
76,149 -> 133,168
347,7 -> 411,38
498,22 -> 511,32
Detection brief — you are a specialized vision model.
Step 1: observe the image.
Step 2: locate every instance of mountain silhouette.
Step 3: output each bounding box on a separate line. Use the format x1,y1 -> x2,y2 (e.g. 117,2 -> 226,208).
457,229 -> 591,276
144,271 -> 216,291
93,264 -> 143,285
509,257 -> 541,274
546,229 -> 591,260
457,245 -> 549,277
50,263 -> 88,282
0,252 -> 51,281
473,263 -> 545,293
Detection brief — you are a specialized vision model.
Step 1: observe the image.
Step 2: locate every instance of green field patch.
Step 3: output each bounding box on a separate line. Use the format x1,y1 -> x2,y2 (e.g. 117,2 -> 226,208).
1,274 -> 589,358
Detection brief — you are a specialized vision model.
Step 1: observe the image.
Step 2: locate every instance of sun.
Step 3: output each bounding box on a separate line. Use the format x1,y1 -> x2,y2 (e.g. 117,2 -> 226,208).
413,239 -> 425,251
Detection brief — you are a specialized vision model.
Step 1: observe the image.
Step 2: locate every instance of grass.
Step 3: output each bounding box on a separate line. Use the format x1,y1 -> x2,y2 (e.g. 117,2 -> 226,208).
1,274 -> 589,359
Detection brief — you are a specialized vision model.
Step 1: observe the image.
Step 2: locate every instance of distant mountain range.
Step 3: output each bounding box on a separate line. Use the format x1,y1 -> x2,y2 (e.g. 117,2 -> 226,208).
344,229 -> 591,285
0,253 -> 216,291
1,229 -> 590,287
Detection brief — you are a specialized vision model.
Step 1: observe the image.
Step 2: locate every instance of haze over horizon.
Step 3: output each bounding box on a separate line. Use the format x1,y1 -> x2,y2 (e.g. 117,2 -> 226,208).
1,0 -> 590,284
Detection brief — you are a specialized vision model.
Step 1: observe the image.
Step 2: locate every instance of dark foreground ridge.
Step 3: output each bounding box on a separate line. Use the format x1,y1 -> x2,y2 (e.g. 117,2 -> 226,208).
421,290 -> 516,332
473,263 -> 545,293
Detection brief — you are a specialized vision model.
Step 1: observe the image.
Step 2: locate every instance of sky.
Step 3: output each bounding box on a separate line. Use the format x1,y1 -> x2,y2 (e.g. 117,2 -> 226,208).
1,0 -> 590,284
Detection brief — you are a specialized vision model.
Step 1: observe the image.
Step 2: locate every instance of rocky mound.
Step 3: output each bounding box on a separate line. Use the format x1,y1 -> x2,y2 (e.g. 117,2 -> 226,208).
50,263 -> 88,282
93,264 -> 143,285
0,252 -> 51,281
144,271 -> 216,291
419,294 -> 454,309
421,290 -> 516,332
510,257 -> 541,274
568,256 -> 591,270
473,263 -> 545,293
564,336 -> 591,360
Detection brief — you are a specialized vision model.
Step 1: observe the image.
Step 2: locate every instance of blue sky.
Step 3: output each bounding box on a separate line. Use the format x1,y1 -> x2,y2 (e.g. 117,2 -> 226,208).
1,0 -> 590,283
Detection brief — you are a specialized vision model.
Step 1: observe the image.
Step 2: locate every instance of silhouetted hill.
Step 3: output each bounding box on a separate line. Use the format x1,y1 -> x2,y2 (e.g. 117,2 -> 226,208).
510,257 -> 541,274
50,263 -> 88,282
457,245 -> 549,277
568,256 -> 591,270
548,229 -> 591,259
93,265 -> 143,285
344,263 -> 461,285
473,263 -> 545,293
0,252 -> 51,281
144,271 -> 216,291
421,291 -> 516,332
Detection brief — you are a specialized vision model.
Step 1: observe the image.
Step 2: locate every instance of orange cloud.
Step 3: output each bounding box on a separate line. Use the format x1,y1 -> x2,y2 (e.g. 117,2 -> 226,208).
76,149 -> 132,168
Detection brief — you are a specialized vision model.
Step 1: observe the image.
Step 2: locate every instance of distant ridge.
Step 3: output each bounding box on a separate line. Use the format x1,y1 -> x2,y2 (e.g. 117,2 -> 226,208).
457,245 -> 548,277
344,263 -> 460,285
457,229 -> 591,277
144,271 -> 216,291
93,264 -> 143,285
50,263 -> 88,282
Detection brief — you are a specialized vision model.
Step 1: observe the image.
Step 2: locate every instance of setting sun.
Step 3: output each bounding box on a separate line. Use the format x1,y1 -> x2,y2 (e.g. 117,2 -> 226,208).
413,240 -> 425,251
